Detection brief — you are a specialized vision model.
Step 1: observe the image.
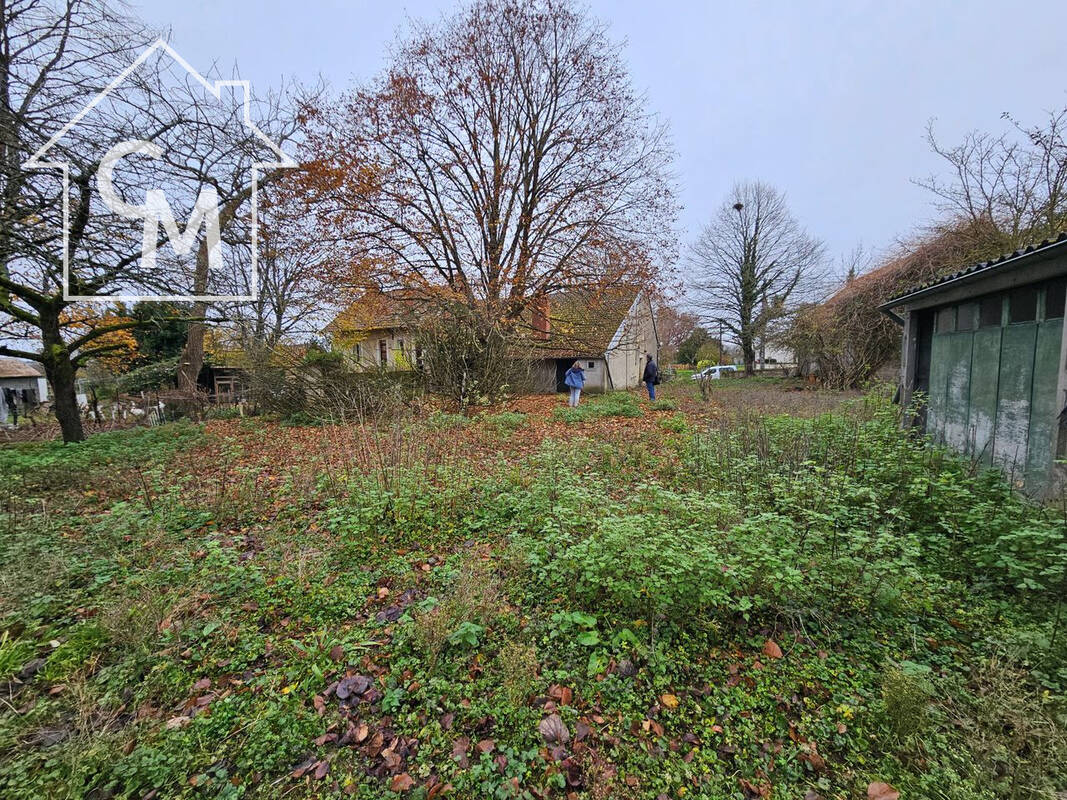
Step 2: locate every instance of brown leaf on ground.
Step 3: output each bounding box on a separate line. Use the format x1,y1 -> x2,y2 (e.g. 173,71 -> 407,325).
390,773 -> 415,792
539,714 -> 570,743
660,693 -> 680,709
329,644 -> 344,662
762,639 -> 783,659
313,760 -> 330,780
477,738 -> 495,754
549,684 -> 573,705
868,782 -> 900,800
291,756 -> 316,778
452,736 -> 470,768
335,674 -> 372,700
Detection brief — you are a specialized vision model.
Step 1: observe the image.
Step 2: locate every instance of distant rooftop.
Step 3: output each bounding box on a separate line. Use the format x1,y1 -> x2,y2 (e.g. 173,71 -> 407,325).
0,357 -> 44,380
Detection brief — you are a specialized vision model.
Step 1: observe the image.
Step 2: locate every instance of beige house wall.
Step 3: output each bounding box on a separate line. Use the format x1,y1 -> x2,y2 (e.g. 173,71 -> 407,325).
345,328 -> 419,370
604,293 -> 658,389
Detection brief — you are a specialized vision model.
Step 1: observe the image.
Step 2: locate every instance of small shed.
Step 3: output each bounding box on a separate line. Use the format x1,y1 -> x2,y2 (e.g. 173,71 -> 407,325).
0,357 -> 48,424
880,233 -> 1067,495
524,286 -> 659,393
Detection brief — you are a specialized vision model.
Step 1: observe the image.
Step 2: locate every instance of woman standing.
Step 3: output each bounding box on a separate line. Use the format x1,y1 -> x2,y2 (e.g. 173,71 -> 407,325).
564,361 -> 585,407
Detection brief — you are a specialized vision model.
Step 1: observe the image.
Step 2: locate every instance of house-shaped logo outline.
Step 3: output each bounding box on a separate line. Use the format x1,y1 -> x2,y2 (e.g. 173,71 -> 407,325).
22,38 -> 297,303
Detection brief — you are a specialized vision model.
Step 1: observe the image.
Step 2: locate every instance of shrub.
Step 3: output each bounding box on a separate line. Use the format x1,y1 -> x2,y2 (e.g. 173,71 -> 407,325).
650,398 -> 678,411
881,661 -> 934,743
495,641 -> 539,705
411,556 -> 502,668
416,303 -> 532,408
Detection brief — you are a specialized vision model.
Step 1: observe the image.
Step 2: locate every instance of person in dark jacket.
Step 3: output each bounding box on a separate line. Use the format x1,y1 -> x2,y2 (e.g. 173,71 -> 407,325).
642,354 -> 659,401
564,361 -> 585,407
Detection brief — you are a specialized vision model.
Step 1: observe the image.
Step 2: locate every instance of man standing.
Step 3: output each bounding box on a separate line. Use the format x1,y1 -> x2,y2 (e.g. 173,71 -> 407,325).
643,354 -> 659,401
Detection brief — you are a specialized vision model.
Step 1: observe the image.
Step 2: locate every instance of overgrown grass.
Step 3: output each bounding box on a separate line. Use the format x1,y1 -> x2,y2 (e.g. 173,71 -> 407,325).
0,391 -> 1064,800
553,390 -> 644,423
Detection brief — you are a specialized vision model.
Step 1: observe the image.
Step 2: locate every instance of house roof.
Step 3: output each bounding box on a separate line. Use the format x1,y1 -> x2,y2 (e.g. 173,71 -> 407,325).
525,285 -> 643,358
327,284 -> 646,359
880,232 -> 1067,310
0,357 -> 45,380
326,289 -> 434,339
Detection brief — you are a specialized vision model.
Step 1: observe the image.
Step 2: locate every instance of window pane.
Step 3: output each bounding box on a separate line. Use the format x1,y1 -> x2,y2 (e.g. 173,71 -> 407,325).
957,303 -> 976,331
1009,287 -> 1038,323
1045,280 -> 1066,319
936,306 -> 954,333
979,295 -> 1002,327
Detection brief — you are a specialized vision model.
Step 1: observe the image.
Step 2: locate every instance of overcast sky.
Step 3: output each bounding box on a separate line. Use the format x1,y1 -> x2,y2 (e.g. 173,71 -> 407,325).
133,0 -> 1067,278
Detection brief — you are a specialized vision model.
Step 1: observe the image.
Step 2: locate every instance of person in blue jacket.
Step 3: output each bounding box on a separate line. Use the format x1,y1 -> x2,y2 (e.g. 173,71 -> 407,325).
564,361 -> 585,407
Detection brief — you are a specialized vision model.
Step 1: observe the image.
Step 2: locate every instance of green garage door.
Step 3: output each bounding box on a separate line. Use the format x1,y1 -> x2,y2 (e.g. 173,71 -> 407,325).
925,285 -> 1063,494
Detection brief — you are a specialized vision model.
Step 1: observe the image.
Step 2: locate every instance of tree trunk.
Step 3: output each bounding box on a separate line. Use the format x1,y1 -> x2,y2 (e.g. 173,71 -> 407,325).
40,308 -> 85,443
177,305 -> 205,392
176,188 -> 254,393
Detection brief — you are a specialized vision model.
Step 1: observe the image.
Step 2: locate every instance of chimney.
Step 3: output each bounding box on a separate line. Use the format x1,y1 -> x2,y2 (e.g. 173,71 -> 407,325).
531,297 -> 551,340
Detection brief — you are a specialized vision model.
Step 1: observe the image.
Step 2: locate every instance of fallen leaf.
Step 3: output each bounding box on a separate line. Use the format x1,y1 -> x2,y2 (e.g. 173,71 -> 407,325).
762,639 -> 783,659
868,782 -> 900,800
476,738 -> 495,754
660,693 -> 680,709
549,684 -> 573,705
390,773 -> 415,792
313,760 -> 330,780
539,714 -> 570,744
335,674 -> 372,700
291,756 -> 316,778
452,736 -> 470,768
329,644 -> 344,662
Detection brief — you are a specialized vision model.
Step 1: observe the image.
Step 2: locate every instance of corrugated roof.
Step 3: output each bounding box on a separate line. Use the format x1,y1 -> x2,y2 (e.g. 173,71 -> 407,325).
883,232 -> 1067,308
0,357 -> 45,380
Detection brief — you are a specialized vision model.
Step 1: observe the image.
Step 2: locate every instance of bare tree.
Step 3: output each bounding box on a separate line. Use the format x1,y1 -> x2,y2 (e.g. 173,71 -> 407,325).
215,180 -> 333,350
654,301 -> 699,363
0,0 -> 301,440
303,0 -> 677,330
689,182 -> 825,375
917,109 -> 1067,248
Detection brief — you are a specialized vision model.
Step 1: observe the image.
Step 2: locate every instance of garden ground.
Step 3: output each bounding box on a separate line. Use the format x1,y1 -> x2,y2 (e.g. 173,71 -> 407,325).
1,376 -> 1065,799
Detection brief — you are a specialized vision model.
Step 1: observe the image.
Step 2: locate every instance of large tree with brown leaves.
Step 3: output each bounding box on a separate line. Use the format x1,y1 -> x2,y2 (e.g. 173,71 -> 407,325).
303,0 -> 677,328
